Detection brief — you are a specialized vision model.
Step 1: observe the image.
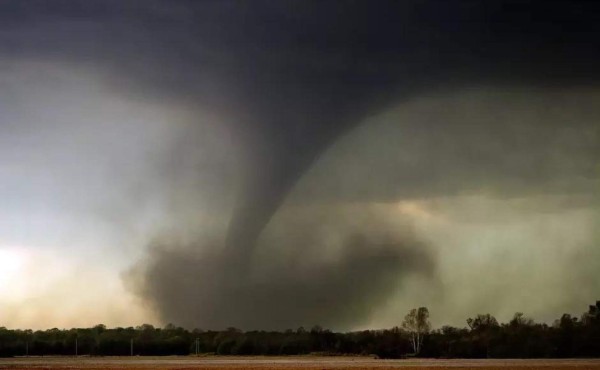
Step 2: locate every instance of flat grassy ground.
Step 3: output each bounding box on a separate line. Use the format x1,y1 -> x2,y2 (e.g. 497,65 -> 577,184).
2,357 -> 600,370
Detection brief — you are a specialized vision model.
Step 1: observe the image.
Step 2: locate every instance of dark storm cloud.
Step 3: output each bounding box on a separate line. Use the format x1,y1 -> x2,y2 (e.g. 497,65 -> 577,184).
3,1 -> 600,329
3,0 -> 600,250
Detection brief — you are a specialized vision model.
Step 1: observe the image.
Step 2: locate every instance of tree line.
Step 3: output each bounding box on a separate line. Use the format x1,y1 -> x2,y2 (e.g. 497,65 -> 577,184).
1,301 -> 598,358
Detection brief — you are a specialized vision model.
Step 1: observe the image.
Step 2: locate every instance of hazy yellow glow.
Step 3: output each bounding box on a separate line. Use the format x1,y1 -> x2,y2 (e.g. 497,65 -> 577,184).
0,248 -> 26,296
396,200 -> 437,221
363,194 -> 600,329
0,245 -> 158,329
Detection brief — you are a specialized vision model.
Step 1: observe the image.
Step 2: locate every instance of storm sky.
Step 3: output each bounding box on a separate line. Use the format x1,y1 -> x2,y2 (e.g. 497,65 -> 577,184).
1,1 -> 599,330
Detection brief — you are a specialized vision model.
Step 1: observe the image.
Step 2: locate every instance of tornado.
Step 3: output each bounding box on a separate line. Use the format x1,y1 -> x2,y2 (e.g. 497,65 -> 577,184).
3,0 -> 600,329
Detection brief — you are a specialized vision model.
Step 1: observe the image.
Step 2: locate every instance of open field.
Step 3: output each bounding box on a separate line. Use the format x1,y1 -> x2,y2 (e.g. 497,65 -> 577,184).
2,357 -> 600,370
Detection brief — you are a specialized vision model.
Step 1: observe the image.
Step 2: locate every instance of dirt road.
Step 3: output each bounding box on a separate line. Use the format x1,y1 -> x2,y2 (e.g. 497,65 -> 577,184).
2,356 -> 600,370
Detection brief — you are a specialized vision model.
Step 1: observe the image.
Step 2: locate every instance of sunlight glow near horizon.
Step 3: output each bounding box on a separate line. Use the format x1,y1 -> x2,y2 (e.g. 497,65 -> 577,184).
0,244 -> 158,330
0,247 -> 26,296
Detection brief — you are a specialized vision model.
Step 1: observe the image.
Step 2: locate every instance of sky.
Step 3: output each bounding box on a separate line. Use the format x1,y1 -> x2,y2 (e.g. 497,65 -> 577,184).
0,1 -> 599,331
